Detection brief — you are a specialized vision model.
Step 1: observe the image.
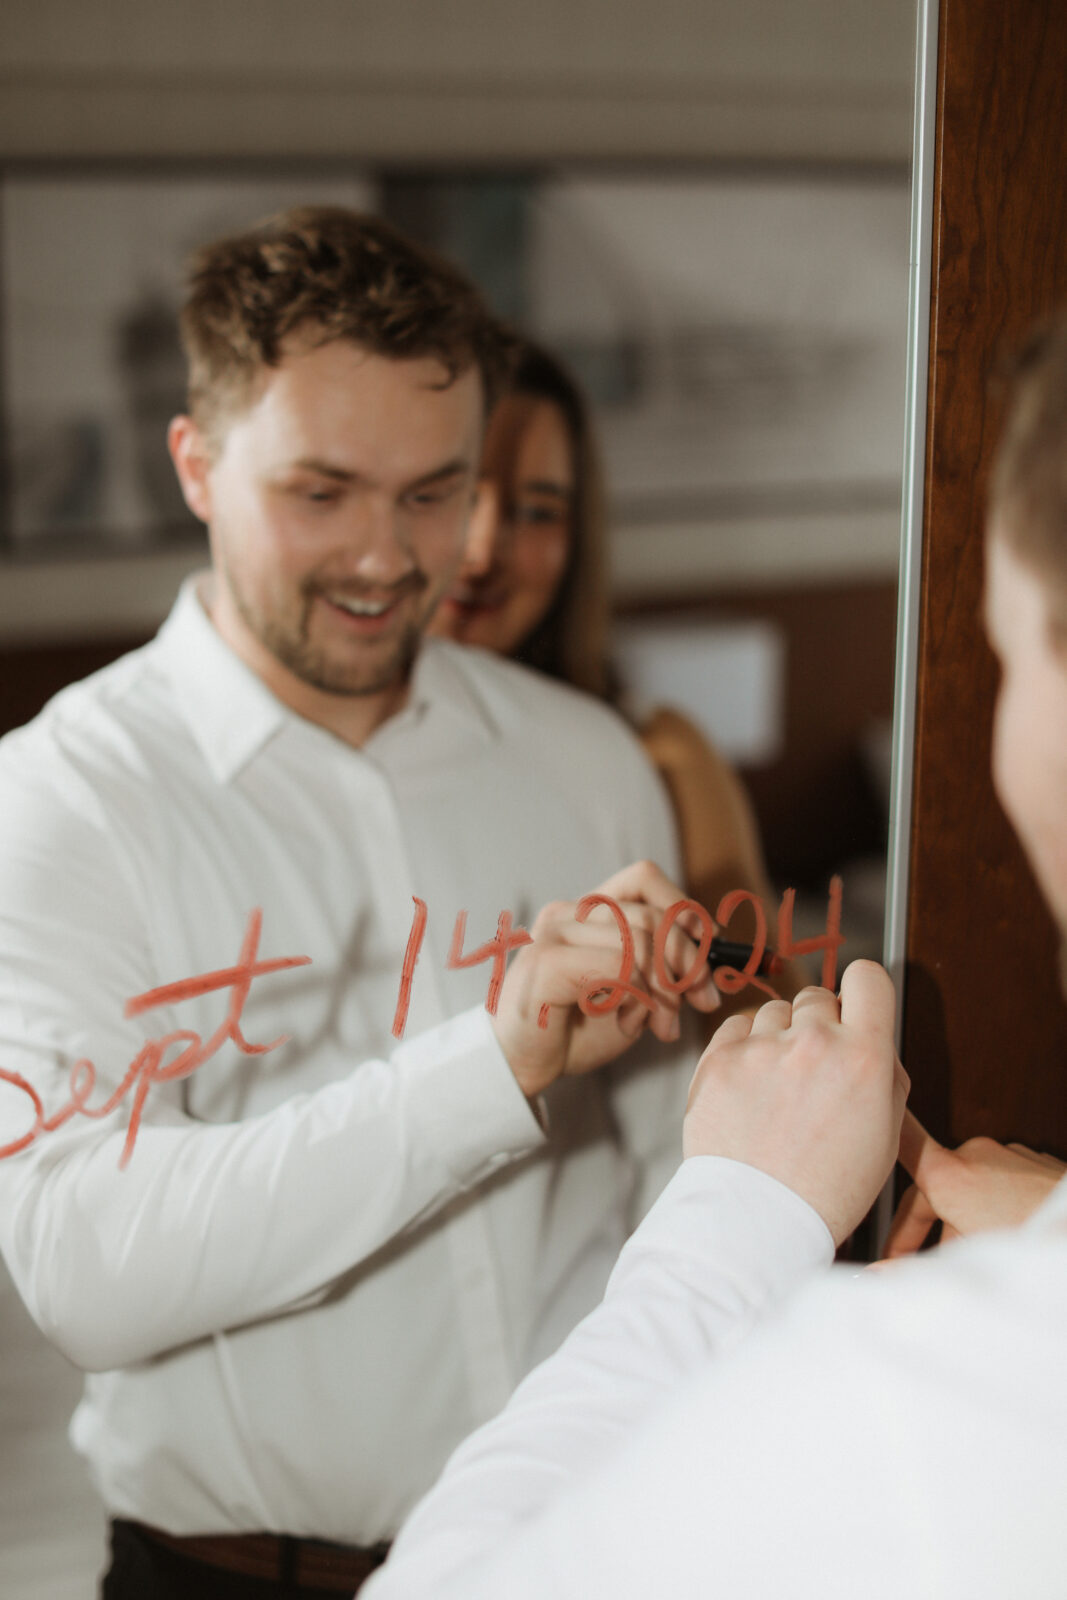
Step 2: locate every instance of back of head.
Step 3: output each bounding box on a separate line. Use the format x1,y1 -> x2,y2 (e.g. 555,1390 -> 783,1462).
990,315 -> 1067,630
179,205 -> 509,445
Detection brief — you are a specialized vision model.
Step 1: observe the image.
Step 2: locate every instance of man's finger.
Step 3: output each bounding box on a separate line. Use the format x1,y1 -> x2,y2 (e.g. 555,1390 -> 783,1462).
747,999 -> 793,1035
1007,1142 -> 1066,1175
836,959 -> 896,1038
785,985 -> 840,1029
883,1181 -> 939,1258
592,859 -> 691,915
897,1108 -> 944,1184
698,1011 -> 754,1058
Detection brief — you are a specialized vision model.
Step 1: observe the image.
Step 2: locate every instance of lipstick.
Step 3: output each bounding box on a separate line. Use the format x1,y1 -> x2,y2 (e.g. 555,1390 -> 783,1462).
708,938 -> 785,979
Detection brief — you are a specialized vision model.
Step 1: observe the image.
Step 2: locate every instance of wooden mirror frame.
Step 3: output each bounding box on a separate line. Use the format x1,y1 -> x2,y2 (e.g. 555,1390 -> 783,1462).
887,0 -> 1067,1168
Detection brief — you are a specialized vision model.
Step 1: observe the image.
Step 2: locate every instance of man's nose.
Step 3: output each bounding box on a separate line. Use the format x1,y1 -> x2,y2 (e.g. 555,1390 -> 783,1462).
349,494 -> 417,582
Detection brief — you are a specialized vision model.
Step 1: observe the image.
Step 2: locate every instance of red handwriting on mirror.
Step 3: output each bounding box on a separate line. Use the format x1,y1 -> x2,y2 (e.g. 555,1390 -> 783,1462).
391,877 -> 845,1036
574,893 -> 655,1019
653,898 -> 715,994
709,889 -> 779,1001
391,903 -> 537,1039
776,876 -> 843,990
577,887 -> 779,1019
448,911 -> 534,1015
0,910 -> 309,1169
391,897 -> 428,1039
0,886 -> 846,1159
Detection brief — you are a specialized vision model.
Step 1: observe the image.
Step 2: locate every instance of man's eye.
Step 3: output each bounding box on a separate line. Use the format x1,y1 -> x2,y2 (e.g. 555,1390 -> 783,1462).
409,485 -> 460,509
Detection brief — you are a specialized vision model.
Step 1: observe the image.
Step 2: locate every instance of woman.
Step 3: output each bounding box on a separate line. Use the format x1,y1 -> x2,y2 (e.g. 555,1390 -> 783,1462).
430,339 -> 798,996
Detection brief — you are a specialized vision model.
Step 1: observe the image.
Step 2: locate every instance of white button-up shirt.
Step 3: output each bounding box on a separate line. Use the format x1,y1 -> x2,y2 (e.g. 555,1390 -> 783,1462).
0,578 -> 695,1541
369,1160 -> 1067,1599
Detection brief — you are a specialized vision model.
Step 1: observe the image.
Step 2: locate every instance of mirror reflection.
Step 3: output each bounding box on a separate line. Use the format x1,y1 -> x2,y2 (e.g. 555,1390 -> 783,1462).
1,162 -> 908,926
0,6 -> 915,1594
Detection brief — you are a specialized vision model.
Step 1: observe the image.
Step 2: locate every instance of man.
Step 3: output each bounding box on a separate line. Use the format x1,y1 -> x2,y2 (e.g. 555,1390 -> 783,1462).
365,318 -> 1067,1598
0,207 -> 717,1596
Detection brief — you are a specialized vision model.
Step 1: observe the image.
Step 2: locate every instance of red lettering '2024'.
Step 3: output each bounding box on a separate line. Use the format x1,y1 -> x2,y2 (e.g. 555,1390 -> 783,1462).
392,877 -> 844,1037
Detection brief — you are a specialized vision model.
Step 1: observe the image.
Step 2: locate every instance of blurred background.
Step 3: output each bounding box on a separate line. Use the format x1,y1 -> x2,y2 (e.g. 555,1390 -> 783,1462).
0,1 -> 915,1593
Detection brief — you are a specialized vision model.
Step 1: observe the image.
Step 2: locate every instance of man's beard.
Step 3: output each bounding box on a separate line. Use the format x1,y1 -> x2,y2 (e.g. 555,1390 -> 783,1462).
231,568 -> 430,698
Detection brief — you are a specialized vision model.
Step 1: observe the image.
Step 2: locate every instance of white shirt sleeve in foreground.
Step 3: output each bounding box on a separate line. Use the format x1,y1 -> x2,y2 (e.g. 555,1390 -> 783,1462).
366,1164 -> 1067,1600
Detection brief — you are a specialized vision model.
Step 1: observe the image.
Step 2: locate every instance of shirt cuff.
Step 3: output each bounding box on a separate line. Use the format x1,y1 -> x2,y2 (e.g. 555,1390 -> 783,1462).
394,1005 -> 547,1185
607,1154 -> 835,1309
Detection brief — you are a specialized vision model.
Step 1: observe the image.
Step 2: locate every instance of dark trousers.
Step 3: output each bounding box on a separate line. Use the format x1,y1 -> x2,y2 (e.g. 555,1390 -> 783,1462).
101,1519 -> 387,1599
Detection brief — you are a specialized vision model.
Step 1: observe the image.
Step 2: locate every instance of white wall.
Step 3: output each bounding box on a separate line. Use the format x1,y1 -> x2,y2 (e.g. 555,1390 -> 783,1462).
0,1 -> 916,641
1,0 -> 914,162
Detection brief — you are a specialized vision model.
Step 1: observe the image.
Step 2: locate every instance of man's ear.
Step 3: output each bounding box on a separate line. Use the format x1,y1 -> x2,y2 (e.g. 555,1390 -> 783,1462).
167,415 -> 214,524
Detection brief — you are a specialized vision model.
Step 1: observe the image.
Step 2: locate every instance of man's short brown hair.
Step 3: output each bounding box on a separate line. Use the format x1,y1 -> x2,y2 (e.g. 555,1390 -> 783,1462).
179,205 -> 510,442
990,314 -> 1067,629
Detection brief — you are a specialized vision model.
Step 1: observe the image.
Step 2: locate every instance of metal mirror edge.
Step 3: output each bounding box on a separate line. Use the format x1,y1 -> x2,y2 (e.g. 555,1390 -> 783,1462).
884,0 -> 940,1005
874,0 -> 939,1250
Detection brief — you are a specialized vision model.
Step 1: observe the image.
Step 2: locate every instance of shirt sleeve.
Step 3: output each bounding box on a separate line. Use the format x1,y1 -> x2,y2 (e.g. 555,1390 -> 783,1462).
365,1174 -> 1067,1600
367,1157 -> 834,1593
0,761 -> 544,1373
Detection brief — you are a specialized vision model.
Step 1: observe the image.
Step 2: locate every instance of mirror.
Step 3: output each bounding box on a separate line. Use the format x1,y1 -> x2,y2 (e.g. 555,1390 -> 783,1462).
0,163 -> 911,942
0,2 -> 924,1588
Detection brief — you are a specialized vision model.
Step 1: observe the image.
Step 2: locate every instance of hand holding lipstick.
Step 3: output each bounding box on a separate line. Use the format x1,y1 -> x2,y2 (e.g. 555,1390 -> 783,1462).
492,859 -> 722,1099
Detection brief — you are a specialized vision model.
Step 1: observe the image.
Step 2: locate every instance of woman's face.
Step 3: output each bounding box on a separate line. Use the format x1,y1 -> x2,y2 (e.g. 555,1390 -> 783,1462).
429,393 -> 575,657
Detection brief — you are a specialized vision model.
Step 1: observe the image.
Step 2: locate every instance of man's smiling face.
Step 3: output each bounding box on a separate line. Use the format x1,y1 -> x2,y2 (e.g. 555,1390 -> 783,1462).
171,334 -> 485,739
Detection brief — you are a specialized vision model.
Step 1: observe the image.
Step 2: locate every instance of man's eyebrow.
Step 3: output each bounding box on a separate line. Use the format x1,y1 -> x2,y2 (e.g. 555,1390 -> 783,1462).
408,458 -> 472,489
289,457 -> 472,488
292,458 -> 358,483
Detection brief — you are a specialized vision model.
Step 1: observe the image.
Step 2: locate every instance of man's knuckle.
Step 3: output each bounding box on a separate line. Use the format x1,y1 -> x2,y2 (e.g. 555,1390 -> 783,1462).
960,1135 -> 999,1162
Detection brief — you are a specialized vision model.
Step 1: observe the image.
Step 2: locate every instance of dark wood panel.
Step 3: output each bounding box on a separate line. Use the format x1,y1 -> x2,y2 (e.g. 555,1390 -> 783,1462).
904,0 -> 1067,1154
0,636 -> 151,738
717,583 -> 896,887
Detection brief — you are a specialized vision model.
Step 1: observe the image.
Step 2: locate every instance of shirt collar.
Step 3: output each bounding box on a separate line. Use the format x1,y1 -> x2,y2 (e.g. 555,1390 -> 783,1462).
155,575 -> 290,784
365,638 -> 501,765
155,574 -> 499,783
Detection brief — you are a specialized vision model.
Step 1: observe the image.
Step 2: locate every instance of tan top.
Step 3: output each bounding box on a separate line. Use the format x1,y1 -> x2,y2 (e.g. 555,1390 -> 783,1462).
639,706 -> 804,1006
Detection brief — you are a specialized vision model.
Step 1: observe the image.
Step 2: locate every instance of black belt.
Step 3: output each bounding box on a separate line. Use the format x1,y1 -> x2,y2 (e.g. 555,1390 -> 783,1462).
122,1519 -> 391,1593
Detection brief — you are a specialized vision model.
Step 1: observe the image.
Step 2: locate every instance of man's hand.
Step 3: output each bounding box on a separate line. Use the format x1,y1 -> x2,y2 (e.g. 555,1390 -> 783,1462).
682,960 -> 908,1246
493,860 -> 720,1099
882,1111 -> 1065,1257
